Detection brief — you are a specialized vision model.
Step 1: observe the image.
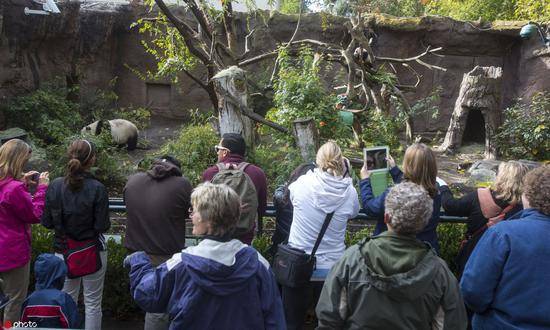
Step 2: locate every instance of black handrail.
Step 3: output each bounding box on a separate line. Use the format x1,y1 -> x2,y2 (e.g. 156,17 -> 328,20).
108,198 -> 467,223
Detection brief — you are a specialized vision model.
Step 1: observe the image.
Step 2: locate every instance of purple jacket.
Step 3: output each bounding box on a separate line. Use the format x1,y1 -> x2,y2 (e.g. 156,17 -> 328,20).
202,154 -> 268,244
0,177 -> 47,272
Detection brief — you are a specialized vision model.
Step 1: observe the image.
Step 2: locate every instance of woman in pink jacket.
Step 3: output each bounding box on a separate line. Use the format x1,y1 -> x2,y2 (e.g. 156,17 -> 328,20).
0,139 -> 49,323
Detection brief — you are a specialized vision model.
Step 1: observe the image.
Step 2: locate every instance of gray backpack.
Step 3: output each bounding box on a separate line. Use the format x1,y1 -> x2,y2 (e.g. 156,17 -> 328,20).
211,162 -> 258,236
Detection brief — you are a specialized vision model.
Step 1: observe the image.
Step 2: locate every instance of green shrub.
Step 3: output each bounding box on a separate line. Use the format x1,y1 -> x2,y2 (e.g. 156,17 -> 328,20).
437,223 -> 466,273
270,48 -> 350,144
4,84 -> 83,145
156,124 -> 220,186
249,144 -> 304,194
495,92 -> 550,161
252,233 -> 273,261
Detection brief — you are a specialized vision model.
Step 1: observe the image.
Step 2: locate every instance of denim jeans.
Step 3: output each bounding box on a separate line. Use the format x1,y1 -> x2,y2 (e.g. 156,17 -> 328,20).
57,251 -> 107,330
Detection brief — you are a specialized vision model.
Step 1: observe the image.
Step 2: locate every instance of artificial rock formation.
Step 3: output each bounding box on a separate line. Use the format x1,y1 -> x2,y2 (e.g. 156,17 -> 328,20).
439,66 -> 503,159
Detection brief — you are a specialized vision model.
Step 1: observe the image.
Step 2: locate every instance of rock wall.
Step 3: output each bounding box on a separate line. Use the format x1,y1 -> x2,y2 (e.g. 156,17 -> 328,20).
1,2 -> 549,133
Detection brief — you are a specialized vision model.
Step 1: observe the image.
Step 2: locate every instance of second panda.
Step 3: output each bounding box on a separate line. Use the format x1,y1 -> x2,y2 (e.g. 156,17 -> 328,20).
81,119 -> 139,151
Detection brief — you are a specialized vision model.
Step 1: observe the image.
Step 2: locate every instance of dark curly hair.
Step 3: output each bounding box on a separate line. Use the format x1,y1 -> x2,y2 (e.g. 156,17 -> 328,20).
522,165 -> 550,216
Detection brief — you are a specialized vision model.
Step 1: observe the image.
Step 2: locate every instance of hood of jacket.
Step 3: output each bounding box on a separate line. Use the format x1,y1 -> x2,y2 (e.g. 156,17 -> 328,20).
181,239 -> 264,296
303,168 -> 355,213
34,253 -> 67,290
360,231 -> 439,300
147,160 -> 182,179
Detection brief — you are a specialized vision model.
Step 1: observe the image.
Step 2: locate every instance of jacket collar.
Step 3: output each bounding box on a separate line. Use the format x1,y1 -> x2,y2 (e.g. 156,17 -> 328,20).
509,208 -> 549,221
221,154 -> 245,164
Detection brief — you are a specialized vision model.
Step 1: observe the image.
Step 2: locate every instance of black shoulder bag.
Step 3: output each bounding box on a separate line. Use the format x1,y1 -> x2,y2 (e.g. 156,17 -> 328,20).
272,211 -> 335,288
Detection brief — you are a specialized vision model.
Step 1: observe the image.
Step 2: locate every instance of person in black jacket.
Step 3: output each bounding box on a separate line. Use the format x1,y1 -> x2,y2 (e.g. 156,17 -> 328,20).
269,162 -> 316,256
439,160 -> 529,277
41,139 -> 110,330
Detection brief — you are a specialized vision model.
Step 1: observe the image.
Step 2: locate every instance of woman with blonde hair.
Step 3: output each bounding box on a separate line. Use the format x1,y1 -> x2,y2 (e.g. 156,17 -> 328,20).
440,160 -> 529,277
282,141 -> 360,330
360,143 -> 442,251
0,139 -> 49,323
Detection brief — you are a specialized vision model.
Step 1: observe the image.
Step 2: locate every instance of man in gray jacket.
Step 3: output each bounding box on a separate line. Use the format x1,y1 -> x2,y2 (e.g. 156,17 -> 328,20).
316,182 -> 467,329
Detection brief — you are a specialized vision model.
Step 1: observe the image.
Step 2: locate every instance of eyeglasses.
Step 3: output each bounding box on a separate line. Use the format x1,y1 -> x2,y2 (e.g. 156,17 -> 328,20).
214,145 -> 230,153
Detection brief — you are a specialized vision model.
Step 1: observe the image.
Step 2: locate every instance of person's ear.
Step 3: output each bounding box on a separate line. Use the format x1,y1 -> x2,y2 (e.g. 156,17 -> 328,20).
384,213 -> 391,225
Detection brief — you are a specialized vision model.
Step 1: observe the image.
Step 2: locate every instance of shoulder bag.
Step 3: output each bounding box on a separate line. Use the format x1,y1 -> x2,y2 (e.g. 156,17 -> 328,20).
272,211 -> 335,288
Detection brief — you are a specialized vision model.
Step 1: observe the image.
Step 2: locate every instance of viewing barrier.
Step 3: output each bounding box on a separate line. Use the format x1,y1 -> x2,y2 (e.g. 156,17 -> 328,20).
108,198 -> 468,224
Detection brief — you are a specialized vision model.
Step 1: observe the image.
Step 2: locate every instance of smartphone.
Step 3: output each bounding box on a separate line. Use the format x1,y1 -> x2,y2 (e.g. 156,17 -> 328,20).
31,172 -> 40,182
363,146 -> 389,172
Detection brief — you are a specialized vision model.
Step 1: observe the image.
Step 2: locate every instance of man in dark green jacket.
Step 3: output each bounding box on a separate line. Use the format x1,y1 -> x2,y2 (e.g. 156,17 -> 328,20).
316,182 -> 467,329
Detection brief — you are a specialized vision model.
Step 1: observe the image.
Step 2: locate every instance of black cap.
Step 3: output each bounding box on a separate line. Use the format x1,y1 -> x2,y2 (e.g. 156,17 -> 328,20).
158,155 -> 182,169
221,133 -> 246,156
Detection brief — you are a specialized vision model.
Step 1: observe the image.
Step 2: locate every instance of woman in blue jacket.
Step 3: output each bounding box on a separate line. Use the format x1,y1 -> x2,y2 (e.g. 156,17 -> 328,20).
461,165 -> 550,329
125,183 -> 286,330
359,143 -> 442,252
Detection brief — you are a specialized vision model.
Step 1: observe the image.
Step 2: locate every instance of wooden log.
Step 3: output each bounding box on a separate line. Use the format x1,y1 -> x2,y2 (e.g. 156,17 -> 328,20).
212,66 -> 255,150
438,66 -> 503,159
292,118 -> 319,161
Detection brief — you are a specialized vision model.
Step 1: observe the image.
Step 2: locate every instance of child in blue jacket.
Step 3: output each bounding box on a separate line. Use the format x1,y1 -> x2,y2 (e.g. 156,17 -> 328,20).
21,254 -> 80,328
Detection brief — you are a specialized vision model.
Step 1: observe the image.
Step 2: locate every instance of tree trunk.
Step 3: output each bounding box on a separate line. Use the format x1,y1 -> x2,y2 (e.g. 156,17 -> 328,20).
292,118 -> 319,161
213,66 -> 255,150
438,66 -> 503,159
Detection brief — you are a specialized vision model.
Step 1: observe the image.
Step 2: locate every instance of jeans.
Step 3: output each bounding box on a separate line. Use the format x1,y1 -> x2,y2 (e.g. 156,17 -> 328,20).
0,261 -> 30,323
58,251 -> 107,330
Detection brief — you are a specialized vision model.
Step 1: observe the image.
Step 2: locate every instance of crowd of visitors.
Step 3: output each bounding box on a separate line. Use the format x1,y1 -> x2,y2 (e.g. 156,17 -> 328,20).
0,133 -> 549,330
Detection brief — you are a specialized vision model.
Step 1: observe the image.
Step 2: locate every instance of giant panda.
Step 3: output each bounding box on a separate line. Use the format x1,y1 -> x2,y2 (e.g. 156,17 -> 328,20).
81,119 -> 138,151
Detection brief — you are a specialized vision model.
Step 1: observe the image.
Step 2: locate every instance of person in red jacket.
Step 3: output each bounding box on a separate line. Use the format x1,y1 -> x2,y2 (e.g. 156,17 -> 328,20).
202,133 -> 267,245
0,139 -> 49,323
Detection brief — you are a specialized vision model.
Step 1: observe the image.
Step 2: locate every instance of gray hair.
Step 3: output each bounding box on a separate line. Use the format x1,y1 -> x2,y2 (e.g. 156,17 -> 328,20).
191,183 -> 241,237
384,182 -> 433,235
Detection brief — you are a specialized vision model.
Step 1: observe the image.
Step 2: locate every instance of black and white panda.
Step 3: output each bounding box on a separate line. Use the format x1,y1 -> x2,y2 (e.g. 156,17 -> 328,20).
81,119 -> 138,151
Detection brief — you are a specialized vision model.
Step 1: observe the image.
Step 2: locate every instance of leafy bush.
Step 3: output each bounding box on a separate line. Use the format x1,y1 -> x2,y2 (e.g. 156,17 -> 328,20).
249,143 -> 304,194
155,124 -> 220,186
437,223 -> 466,273
495,92 -> 550,161
270,48 -> 350,144
4,84 -> 83,145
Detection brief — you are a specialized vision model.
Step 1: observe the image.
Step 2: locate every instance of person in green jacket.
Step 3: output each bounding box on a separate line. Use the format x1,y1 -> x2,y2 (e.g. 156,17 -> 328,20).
316,182 -> 467,330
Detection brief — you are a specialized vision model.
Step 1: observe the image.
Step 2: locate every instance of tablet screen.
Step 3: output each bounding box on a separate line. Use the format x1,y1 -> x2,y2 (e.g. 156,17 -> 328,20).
364,147 -> 388,171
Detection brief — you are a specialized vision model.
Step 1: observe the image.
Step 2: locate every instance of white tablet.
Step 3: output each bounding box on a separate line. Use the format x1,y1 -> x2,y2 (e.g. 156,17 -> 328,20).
363,146 -> 389,172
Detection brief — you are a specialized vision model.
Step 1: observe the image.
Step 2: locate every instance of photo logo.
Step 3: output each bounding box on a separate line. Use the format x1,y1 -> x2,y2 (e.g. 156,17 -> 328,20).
2,320 -> 38,328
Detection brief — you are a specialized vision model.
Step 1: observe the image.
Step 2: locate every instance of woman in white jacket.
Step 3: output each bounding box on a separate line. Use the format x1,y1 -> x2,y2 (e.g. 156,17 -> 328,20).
283,141 -> 360,330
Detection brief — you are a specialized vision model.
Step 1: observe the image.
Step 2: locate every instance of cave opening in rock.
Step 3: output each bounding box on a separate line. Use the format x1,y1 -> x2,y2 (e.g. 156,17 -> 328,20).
462,108 -> 486,144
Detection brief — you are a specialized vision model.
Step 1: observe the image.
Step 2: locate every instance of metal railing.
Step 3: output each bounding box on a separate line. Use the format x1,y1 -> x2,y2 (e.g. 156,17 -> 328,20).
108,198 -> 468,225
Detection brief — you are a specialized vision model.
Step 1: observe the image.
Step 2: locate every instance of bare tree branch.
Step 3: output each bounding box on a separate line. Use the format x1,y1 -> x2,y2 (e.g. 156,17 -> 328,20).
376,46 -> 447,71
154,0 -> 211,65
222,1 -> 238,54
182,0 -> 213,41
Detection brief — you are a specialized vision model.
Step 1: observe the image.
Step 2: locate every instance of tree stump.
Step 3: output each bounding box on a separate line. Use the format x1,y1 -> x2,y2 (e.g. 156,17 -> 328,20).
292,118 -> 319,161
213,66 -> 255,150
438,66 -> 503,159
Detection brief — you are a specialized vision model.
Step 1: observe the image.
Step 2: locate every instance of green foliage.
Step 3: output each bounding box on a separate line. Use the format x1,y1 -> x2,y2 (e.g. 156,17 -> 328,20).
271,48 -> 350,144
157,124 -> 220,186
326,0 -> 426,17
103,238 -> 141,319
249,143 -> 304,194
495,92 -> 550,161
514,0 -> 550,22
345,226 -> 375,246
437,223 -> 466,273
4,84 -> 83,145
130,7 -> 197,82
252,233 -> 273,261
360,111 -> 402,151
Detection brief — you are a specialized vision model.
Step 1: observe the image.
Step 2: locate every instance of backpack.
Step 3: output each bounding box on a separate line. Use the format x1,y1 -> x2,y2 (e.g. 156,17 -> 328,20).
455,188 -> 516,277
211,162 -> 258,236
